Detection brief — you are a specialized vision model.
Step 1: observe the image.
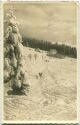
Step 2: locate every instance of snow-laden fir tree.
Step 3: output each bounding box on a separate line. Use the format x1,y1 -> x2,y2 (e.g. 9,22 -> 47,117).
4,10 -> 29,95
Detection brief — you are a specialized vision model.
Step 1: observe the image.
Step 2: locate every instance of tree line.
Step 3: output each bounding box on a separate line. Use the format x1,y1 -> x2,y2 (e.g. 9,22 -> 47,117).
22,37 -> 77,58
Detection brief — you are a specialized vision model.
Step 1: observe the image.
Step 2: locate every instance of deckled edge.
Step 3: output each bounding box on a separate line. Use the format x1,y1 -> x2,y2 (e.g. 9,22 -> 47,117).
0,1 -> 3,124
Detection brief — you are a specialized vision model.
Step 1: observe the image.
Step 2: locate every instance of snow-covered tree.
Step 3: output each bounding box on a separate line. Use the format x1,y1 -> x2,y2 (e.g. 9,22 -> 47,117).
4,10 -> 29,95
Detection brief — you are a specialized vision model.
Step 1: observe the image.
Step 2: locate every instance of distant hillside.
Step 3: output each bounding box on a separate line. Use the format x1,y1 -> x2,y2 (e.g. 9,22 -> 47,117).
22,37 -> 77,58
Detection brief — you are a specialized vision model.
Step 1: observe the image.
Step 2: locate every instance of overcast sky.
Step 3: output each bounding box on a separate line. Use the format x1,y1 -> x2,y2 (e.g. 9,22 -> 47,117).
4,2 -> 77,45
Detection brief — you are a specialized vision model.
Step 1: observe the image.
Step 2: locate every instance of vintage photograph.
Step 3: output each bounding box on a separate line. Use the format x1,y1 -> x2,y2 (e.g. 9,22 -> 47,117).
4,2 -> 77,122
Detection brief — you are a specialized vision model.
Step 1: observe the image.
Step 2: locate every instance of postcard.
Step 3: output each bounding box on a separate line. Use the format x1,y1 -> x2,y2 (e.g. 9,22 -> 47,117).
0,1 -> 78,123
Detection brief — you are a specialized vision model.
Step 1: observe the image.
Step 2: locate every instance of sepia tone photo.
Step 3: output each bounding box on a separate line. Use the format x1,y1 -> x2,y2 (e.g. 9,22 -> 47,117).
4,2 -> 77,122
